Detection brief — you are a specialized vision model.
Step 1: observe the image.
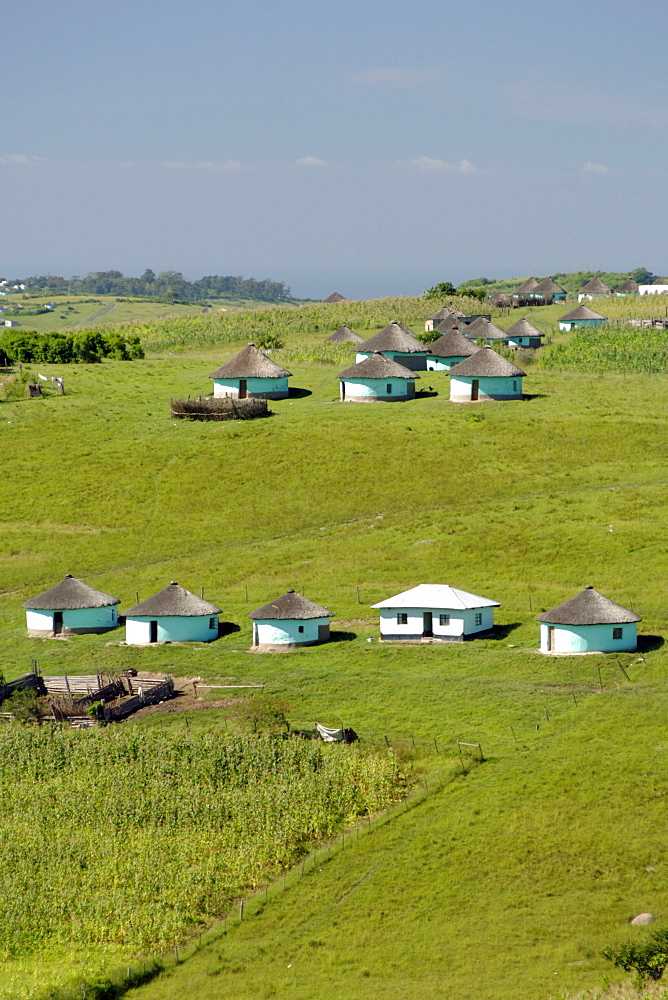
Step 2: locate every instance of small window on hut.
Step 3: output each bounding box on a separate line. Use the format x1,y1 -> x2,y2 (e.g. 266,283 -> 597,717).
613,627 -> 623,640
512,380 -> 518,392
397,613 -> 408,625
298,625 -> 304,633
209,618 -> 216,630
474,612 -> 482,626
439,614 -> 450,626
386,383 -> 392,394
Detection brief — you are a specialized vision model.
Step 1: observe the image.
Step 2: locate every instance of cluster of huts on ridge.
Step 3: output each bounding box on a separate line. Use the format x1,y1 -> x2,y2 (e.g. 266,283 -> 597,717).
22,575 -> 642,655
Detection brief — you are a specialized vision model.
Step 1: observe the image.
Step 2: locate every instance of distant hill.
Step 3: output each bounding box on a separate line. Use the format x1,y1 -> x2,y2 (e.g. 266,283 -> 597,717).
456,267 -> 668,297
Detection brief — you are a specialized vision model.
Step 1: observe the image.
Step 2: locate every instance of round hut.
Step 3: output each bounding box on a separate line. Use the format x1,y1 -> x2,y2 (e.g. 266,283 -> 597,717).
532,277 -> 567,302
248,589 -> 332,650
356,321 -> 430,370
536,586 -> 641,654
449,346 -> 525,402
558,305 -> 606,332
322,292 -> 347,303
465,317 -> 508,344
614,279 -> 639,297
23,574 -> 121,637
338,352 -> 419,401
209,344 -> 291,399
326,325 -> 364,345
577,277 -> 612,302
426,329 -> 477,371
503,316 -> 543,349
425,305 -> 463,332
123,582 -> 221,644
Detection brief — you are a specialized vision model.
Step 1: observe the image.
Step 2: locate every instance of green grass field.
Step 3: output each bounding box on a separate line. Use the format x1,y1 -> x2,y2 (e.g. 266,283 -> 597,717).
1,299 -> 668,999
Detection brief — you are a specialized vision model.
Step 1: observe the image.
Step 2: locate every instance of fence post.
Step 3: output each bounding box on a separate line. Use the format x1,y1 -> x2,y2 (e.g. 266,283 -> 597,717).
239,900 -> 244,921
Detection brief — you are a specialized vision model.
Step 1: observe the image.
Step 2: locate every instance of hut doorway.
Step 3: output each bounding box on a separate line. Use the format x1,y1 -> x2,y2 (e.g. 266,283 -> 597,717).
547,626 -> 555,652
149,620 -> 158,643
53,611 -> 63,635
422,612 -> 433,637
238,380 -> 247,399
471,379 -> 479,401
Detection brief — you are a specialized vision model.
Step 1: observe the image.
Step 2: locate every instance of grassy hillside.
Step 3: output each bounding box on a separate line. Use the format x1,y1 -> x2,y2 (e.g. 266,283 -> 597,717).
1,303 -> 668,998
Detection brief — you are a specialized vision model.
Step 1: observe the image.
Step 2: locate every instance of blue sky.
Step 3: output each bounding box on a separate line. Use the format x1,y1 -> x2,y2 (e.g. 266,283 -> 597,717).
3,0 -> 667,298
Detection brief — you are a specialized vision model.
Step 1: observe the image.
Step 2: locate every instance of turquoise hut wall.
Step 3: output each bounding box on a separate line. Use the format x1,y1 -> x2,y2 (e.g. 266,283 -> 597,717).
125,614 -> 218,644
539,622 -> 637,653
356,350 -> 428,370
340,377 -> 415,401
26,606 -> 118,636
213,376 -> 289,399
558,318 -> 605,332
426,355 -> 467,371
450,375 -> 523,401
253,616 -> 330,647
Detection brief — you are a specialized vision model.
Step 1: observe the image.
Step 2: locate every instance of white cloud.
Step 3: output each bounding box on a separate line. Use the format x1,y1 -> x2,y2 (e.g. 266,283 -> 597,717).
583,161 -> 611,175
0,153 -> 49,166
163,160 -> 242,171
410,156 -> 480,175
349,68 -> 443,87
295,155 -> 326,167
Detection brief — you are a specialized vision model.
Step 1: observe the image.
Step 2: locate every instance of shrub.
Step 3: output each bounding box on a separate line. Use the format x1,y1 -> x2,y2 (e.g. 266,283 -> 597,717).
602,927 -> 668,983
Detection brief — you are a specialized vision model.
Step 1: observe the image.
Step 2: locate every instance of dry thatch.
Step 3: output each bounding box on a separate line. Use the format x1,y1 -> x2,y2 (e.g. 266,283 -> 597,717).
209,344 -> 291,379
322,292 -> 347,303
357,321 -> 425,354
338,353 -> 419,380
533,276 -> 566,295
536,586 -> 641,625
615,279 -> 640,293
170,397 -> 270,421
513,277 -> 538,294
450,346 -> 526,378
249,589 -> 332,620
559,305 -> 606,322
124,582 -> 221,618
327,325 -> 364,344
504,316 -> 543,340
23,575 -> 120,610
578,277 -> 612,295
429,330 -> 478,359
466,317 -> 507,340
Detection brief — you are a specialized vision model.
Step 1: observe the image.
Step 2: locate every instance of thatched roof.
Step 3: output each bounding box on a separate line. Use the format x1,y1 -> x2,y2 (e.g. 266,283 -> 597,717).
559,305 -> 606,322
536,586 -> 640,625
466,317 -> 507,340
323,292 -> 347,303
429,329 -> 478,359
249,589 -> 332,620
428,305 -> 459,321
372,584 -> 500,610
433,314 -> 463,333
615,279 -> 640,293
504,316 -> 543,339
339,352 -> 419,380
326,325 -> 364,344
209,344 -> 291,380
124,582 -> 221,618
450,346 -> 526,378
23,575 -> 121,610
513,277 -> 538,294
578,277 -> 611,295
488,291 -> 512,306
533,276 -> 566,295
357,322 -> 425,354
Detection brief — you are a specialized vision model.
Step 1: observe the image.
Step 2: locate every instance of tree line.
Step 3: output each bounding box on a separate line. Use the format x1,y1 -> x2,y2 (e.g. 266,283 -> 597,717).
0,329 -> 144,364
10,270 -> 293,303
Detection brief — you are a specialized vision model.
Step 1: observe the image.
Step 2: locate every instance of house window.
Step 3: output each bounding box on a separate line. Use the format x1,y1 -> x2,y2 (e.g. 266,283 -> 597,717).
209,617 -> 216,630
613,627 -> 623,640
397,613 -> 408,625
386,383 -> 392,394
298,625 -> 304,633
439,614 -> 450,626
512,380 -> 518,392
474,612 -> 482,626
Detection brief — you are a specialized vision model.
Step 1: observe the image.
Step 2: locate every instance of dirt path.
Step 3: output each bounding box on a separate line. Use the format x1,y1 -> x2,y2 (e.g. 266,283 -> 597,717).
76,302 -> 116,326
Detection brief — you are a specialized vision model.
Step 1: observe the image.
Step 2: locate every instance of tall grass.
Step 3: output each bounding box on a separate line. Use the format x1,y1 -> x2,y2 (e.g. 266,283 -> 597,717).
540,327 -> 668,373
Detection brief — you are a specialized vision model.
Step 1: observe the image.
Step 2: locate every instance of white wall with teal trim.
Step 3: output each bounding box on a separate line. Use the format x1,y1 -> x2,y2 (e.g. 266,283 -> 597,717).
355,350 -> 428,370
506,336 -> 540,348
253,617 -> 330,645
378,606 -> 494,638
426,355 -> 467,371
539,622 -> 637,653
558,318 -> 605,332
213,377 -> 289,398
450,375 -> 523,401
125,614 -> 218,644
340,377 -> 414,401
26,606 -> 118,633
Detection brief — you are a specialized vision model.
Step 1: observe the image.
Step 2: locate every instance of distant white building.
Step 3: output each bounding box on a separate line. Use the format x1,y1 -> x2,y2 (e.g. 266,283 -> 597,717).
371,584 -> 500,642
639,285 -> 668,295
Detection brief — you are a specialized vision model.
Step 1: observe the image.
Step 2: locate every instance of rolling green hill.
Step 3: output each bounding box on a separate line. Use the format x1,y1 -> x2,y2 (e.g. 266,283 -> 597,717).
1,300 -> 667,999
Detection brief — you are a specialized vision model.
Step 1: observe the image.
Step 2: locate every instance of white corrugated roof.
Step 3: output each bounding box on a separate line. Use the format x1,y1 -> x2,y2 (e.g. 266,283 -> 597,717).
371,584 -> 500,610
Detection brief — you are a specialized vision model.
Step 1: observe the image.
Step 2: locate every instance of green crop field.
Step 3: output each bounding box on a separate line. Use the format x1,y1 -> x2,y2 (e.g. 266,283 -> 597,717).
1,297 -> 668,1000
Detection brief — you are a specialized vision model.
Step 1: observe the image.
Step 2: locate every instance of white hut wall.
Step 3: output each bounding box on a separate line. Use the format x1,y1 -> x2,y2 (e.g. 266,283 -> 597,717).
539,622 -> 637,654
426,355 -> 466,371
254,617 -> 330,646
213,377 -> 289,399
26,606 -> 118,636
341,378 -> 415,401
450,376 -> 523,402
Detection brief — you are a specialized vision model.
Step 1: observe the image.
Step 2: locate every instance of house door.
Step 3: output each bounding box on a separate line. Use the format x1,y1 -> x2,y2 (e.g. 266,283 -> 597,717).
238,379 -> 247,399
548,626 -> 555,652
422,612 -> 433,637
149,620 -> 158,643
471,379 -> 479,401
53,611 -> 63,635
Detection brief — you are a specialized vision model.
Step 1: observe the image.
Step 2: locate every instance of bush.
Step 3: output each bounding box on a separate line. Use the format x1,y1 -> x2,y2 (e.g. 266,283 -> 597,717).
0,330 -> 144,365
603,927 -> 668,983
